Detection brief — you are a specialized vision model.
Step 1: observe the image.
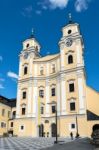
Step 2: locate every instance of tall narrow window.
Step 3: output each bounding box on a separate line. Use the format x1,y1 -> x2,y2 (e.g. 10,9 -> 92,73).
12,111 -> 16,119
23,91 -> 26,99
40,68 -> 44,75
70,102 -> 75,111
51,88 -> 56,96
11,122 -> 13,127
39,90 -> 44,98
8,111 -> 11,118
24,66 -> 28,75
41,107 -> 44,114
52,64 -> 55,73
1,122 -> 6,128
69,83 -> 74,92
20,125 -> 24,130
2,109 -> 5,116
68,55 -> 73,64
52,105 -> 56,113
71,123 -> 75,129
22,108 -> 26,115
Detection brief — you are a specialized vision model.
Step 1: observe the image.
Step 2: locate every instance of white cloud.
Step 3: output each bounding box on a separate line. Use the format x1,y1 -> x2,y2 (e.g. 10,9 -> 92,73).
21,5 -> 33,18
49,0 -> 69,9
35,10 -> 42,15
75,0 -> 91,12
0,56 -> 3,62
0,78 -> 5,82
0,84 -> 4,89
38,0 -> 69,10
7,71 -> 18,80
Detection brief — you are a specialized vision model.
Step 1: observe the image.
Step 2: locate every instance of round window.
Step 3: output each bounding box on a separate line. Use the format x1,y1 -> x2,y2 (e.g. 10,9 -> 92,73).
68,30 -> 72,34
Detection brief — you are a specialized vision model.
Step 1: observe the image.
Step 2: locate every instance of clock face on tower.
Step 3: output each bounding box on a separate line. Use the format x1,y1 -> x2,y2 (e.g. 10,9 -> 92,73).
24,52 -> 28,59
66,38 -> 73,47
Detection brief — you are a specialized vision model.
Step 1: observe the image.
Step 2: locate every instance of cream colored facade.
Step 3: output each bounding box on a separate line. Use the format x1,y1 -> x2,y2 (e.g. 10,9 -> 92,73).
0,16 -> 99,137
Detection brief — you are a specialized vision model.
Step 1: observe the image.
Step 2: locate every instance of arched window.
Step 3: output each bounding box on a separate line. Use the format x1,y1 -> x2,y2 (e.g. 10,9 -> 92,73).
68,55 -> 73,64
52,64 -> 55,73
40,67 -> 44,75
24,66 -> 28,75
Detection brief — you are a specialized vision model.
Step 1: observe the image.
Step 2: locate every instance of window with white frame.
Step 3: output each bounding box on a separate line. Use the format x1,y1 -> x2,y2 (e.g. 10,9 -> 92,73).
39,90 -> 44,98
2,109 -> 5,116
21,104 -> 26,115
20,125 -> 24,131
1,122 -> 6,128
69,123 -> 76,131
52,64 -> 55,73
68,55 -> 73,64
24,66 -> 28,75
22,91 -> 27,99
40,67 -> 44,75
70,102 -> 76,111
71,123 -> 75,129
41,106 -> 44,114
68,80 -> 75,92
51,88 -> 56,96
52,105 -> 56,113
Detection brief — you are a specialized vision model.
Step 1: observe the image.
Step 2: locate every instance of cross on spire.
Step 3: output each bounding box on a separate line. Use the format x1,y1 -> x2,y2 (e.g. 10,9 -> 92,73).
30,28 -> 34,38
68,13 -> 72,24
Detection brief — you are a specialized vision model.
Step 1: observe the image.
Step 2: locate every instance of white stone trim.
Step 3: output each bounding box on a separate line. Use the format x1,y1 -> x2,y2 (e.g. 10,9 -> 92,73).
61,75 -> 67,115
57,79 -> 61,116
78,77 -> 85,114
34,64 -> 37,76
45,80 -> 50,117
16,87 -> 21,118
27,86 -> 33,117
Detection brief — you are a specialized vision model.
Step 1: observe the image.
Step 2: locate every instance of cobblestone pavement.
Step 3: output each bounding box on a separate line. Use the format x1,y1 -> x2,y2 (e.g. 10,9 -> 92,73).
44,138 -> 96,150
0,137 -> 73,150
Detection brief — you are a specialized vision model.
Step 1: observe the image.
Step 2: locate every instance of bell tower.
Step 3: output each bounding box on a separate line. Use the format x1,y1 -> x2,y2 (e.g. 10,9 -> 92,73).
22,29 -> 41,59
59,14 -> 86,115
59,13 -> 84,70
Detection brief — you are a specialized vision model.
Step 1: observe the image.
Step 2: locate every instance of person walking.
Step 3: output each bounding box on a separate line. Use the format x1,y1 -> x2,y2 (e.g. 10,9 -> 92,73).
70,132 -> 73,140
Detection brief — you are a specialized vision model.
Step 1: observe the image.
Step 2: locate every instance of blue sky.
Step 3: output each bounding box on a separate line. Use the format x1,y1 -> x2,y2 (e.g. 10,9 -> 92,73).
0,0 -> 99,98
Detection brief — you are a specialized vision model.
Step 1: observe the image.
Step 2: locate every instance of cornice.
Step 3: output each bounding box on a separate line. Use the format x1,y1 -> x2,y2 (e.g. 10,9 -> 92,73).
18,65 -> 85,83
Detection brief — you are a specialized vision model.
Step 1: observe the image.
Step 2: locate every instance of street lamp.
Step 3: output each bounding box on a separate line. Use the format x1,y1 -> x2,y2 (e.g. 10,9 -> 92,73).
47,101 -> 58,144
76,113 -> 79,138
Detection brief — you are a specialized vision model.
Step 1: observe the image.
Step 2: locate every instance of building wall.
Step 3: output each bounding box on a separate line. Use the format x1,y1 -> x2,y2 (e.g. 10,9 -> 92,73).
0,19 -> 98,138
0,103 -> 11,136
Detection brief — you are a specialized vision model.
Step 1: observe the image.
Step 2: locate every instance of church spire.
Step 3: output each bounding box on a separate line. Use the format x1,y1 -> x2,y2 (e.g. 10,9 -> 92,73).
68,13 -> 73,24
30,28 -> 34,38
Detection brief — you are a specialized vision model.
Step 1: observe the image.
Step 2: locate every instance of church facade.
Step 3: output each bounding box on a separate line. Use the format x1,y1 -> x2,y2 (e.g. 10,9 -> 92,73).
0,15 -> 99,138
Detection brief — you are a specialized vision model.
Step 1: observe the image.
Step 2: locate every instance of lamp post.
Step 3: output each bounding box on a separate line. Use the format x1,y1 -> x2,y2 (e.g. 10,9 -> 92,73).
55,103 -> 58,144
47,101 -> 58,144
76,113 -> 79,138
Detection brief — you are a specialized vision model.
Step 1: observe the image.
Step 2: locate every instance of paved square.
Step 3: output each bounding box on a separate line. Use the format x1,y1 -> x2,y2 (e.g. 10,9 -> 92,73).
0,137 -> 72,150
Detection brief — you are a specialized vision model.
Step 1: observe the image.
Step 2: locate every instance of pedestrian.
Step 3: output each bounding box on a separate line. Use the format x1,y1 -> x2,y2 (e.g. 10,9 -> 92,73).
70,132 -> 73,140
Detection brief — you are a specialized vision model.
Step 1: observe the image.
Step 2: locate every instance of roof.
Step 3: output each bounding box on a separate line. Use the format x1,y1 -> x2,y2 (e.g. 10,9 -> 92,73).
34,53 -> 59,62
0,95 -> 16,108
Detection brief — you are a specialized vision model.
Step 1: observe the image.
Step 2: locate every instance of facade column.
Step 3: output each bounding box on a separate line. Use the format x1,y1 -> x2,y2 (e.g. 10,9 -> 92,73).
19,56 -> 22,78
60,74 -> 67,115
76,40 -> 84,67
16,85 -> 21,118
27,81 -> 33,117
77,71 -> 85,114
57,76 -> 61,116
45,80 -> 50,117
29,54 -> 33,76
60,44 -> 65,71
